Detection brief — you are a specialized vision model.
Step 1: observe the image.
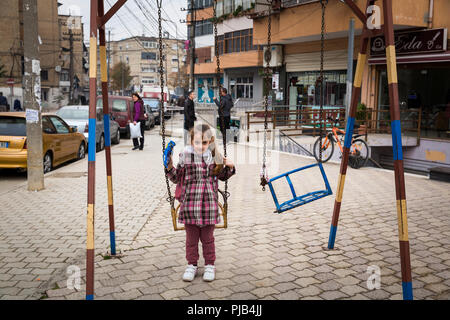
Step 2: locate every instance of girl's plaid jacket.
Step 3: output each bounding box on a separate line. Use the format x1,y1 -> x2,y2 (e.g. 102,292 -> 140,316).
167,147 -> 235,226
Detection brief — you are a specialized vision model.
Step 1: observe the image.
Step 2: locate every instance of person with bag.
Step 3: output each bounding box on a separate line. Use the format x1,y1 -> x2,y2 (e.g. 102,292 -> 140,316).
166,124 -> 235,282
131,92 -> 146,150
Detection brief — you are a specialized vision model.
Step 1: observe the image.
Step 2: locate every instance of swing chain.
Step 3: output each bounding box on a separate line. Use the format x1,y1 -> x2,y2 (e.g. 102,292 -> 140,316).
213,0 -> 229,204
260,0 -> 273,191
158,0 -> 174,209
318,0 -> 327,163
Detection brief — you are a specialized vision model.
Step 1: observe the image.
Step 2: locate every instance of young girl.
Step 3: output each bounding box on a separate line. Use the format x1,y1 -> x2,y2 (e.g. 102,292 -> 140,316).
166,124 -> 235,282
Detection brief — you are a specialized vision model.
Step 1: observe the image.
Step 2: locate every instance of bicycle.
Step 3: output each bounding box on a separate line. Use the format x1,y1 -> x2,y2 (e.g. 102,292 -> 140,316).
313,117 -> 369,169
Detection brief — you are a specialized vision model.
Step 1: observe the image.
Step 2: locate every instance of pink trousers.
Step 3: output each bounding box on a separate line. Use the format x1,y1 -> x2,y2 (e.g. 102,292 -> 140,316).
185,224 -> 215,265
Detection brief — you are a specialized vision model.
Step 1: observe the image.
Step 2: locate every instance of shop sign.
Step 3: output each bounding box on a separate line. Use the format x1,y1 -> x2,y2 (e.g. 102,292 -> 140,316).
370,28 -> 447,56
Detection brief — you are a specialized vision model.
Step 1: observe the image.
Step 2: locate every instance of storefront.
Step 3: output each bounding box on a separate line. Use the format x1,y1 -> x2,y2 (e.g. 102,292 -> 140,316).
369,28 -> 450,140
285,49 -> 350,111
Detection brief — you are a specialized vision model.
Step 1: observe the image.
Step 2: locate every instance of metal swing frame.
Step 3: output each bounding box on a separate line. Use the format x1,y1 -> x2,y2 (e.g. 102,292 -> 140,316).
268,162 -> 332,213
262,0 -> 332,213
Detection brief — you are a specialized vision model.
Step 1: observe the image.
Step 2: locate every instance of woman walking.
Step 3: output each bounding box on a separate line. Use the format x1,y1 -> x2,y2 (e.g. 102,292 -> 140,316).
131,92 -> 146,150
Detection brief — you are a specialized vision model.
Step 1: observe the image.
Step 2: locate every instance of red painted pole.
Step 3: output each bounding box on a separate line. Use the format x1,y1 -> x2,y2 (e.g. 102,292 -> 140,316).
383,0 -> 413,300
98,0 -> 117,256
86,0 -> 98,300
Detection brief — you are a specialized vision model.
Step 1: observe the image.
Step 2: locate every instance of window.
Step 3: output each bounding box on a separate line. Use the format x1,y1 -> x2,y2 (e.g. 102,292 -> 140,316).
141,78 -> 155,84
194,0 -> 213,9
42,117 -> 56,134
41,70 -> 49,81
0,116 -> 26,136
141,66 -> 156,73
289,70 -> 347,107
142,41 -> 157,48
219,29 -> 257,55
189,20 -> 213,37
60,70 -> 69,82
172,44 -> 178,50
112,99 -> 128,112
49,116 -> 70,134
41,89 -> 49,102
141,52 -> 157,60
171,67 -> 178,73
230,76 -> 254,99
172,55 -> 178,62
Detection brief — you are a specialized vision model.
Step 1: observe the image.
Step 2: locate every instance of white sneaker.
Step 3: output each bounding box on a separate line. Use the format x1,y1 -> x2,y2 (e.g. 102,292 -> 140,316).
182,265 -> 198,282
203,265 -> 215,282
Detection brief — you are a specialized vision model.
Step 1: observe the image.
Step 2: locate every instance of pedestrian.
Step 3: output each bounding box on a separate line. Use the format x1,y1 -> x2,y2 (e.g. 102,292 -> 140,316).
0,92 -> 9,112
213,87 -> 233,137
14,99 -> 22,111
183,90 -> 197,145
166,123 -> 236,282
131,92 -> 146,150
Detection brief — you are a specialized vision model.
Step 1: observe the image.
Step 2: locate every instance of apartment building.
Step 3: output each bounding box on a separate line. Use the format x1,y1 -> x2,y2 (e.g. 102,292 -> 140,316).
187,0 -> 262,104
0,0 -> 86,110
58,14 -> 89,105
109,36 -> 187,93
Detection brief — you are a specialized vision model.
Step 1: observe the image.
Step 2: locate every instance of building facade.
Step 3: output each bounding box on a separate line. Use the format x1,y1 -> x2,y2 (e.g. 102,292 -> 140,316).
187,0 -> 263,105
109,36 -> 187,94
0,0 -> 88,110
251,0 -> 450,173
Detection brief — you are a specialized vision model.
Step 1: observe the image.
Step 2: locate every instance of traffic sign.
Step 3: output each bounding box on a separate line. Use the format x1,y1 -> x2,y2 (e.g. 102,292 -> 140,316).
6,78 -> 14,85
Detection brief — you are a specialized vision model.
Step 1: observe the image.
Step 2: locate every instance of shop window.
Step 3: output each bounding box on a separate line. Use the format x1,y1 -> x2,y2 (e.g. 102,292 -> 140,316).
288,70 -> 347,108
378,67 -> 450,140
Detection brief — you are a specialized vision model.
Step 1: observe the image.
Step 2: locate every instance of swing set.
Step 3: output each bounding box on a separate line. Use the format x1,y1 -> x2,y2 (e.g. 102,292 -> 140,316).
85,0 -> 413,301
260,0 -> 333,214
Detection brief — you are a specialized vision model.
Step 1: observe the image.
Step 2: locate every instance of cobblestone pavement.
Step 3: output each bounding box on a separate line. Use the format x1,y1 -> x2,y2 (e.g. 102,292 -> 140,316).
1,116 -> 449,300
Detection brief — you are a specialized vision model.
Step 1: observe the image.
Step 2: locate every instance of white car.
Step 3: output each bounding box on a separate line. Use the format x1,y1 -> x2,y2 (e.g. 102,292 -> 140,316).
56,105 -> 121,151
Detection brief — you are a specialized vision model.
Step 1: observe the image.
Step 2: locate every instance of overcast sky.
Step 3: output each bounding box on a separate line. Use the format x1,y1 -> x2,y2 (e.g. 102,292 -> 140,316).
58,0 -> 189,43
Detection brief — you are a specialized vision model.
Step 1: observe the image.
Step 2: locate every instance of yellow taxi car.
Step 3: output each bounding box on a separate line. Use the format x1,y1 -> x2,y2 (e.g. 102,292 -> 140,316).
0,112 -> 87,173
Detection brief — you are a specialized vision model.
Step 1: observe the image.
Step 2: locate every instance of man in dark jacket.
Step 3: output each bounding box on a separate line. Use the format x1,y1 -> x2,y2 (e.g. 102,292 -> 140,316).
0,92 -> 9,112
214,88 -> 233,135
184,91 -> 196,145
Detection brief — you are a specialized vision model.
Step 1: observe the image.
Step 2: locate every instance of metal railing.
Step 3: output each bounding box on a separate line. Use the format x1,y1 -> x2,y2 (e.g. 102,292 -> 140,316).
245,106 -> 422,144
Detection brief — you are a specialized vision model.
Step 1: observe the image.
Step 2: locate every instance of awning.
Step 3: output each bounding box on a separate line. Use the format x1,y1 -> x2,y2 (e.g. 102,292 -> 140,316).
368,51 -> 450,65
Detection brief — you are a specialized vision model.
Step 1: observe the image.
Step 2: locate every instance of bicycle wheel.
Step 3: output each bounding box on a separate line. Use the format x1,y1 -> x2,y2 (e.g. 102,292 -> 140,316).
349,139 -> 369,169
313,135 -> 334,163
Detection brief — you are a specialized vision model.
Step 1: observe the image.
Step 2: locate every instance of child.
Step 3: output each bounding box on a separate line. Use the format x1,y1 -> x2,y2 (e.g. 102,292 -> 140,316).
166,124 -> 235,282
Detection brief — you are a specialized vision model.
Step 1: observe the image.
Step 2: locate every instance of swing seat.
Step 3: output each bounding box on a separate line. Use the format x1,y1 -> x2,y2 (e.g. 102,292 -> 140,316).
267,162 -> 332,213
171,190 -> 228,231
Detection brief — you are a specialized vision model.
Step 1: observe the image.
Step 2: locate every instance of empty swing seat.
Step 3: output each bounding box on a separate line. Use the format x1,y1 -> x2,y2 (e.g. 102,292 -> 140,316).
267,162 -> 332,213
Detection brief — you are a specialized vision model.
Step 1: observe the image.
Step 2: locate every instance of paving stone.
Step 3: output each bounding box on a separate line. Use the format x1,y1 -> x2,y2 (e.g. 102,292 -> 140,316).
296,285 -> 322,297
112,289 -> 143,300
251,287 -> 280,299
319,290 -> 349,300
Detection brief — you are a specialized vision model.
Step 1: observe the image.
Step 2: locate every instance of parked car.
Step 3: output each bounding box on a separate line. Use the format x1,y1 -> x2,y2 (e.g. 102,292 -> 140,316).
56,105 -> 121,151
97,96 -> 134,139
0,112 -> 86,173
143,97 -> 162,125
142,104 -> 156,130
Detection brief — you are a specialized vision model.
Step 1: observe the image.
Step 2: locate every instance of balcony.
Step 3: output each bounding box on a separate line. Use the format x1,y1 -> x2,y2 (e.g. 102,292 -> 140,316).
282,0 -> 318,8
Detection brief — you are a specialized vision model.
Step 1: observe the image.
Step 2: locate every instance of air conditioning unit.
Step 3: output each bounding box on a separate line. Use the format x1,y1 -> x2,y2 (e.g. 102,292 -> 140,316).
263,45 -> 283,68
55,65 -> 61,73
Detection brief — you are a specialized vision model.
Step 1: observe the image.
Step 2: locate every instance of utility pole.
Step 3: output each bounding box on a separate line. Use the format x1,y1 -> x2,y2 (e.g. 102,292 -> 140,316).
189,0 -> 195,91
345,18 -> 355,125
121,56 -> 124,96
69,29 -> 74,104
23,0 -> 44,191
